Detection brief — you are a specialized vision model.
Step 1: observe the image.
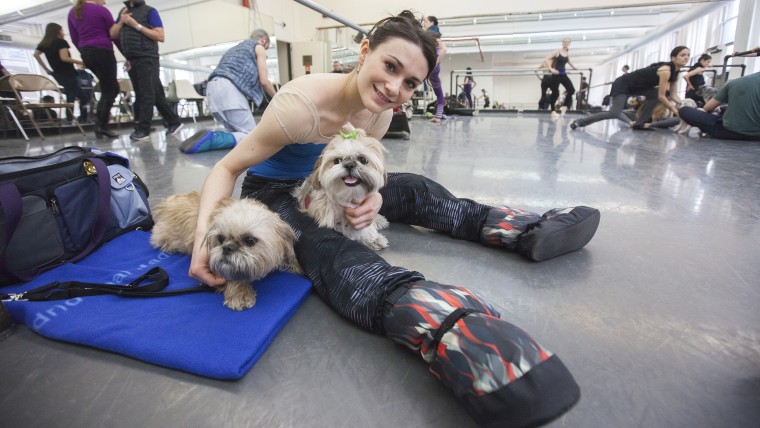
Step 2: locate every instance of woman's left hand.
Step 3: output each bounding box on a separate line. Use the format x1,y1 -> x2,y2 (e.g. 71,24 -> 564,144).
345,192 -> 383,230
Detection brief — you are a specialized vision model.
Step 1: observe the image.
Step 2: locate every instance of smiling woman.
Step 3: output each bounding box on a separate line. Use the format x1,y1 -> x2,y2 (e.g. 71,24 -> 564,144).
188,9 -> 599,428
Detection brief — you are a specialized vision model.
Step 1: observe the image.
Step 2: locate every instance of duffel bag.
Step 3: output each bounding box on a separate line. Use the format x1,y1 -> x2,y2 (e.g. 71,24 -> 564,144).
0,146 -> 153,286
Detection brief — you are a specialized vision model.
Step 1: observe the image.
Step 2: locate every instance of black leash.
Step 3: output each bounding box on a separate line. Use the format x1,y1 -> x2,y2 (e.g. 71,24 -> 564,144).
1,267 -> 212,302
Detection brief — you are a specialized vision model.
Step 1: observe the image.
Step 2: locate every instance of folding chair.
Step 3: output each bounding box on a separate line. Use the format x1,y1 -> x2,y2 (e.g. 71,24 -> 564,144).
0,75 -> 29,140
6,73 -> 85,139
166,79 -> 205,122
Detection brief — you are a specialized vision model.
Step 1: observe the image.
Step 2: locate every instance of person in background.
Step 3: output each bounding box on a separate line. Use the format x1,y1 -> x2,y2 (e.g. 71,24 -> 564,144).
683,53 -> 715,107
678,71 -> 760,140
459,67 -> 476,108
331,60 -> 344,73
570,46 -> 690,131
34,22 -> 88,123
576,76 -> 589,110
479,88 -> 490,108
111,0 -> 183,141
622,65 -> 630,74
0,61 -> 9,76
179,29 -> 277,154
544,37 -> 577,117
422,15 -> 446,123
189,11 -> 598,427
69,0 -> 120,138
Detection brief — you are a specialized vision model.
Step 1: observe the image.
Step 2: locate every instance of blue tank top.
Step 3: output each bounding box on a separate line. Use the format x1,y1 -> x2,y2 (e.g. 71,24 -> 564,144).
249,143 -> 326,179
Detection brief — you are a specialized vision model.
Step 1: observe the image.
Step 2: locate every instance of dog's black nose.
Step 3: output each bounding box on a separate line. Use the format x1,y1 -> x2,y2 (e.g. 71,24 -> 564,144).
343,160 -> 357,170
222,243 -> 238,255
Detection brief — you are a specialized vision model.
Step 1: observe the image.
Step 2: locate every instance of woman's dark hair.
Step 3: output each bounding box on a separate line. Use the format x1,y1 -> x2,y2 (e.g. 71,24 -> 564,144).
366,10 -> 438,77
670,46 -> 689,58
697,53 -> 712,64
39,23 -> 62,49
427,16 -> 438,26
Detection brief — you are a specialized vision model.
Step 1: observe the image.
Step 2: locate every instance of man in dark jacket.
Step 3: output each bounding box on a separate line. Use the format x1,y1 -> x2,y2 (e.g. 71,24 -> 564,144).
110,0 -> 182,141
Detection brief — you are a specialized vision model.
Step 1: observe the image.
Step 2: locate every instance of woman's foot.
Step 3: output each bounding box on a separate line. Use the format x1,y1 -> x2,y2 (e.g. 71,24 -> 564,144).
515,206 -> 600,261
429,117 -> 441,124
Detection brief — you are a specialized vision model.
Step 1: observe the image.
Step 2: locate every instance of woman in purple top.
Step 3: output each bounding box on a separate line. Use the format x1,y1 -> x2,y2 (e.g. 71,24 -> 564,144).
68,0 -> 119,138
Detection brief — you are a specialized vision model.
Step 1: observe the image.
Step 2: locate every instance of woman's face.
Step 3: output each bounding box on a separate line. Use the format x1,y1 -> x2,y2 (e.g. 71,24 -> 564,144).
356,37 -> 429,113
700,58 -> 712,68
562,38 -> 571,48
422,17 -> 433,30
673,49 -> 691,67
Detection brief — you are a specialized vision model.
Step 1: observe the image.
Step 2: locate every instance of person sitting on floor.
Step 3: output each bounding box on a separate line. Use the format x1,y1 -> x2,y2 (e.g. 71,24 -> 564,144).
678,71 -> 760,141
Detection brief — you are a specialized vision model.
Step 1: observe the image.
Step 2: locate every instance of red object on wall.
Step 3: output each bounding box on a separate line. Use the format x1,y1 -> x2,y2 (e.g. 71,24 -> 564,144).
242,0 -> 250,8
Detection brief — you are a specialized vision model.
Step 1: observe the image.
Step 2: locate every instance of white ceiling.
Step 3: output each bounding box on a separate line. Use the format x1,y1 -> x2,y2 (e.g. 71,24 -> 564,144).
0,1 -> 728,70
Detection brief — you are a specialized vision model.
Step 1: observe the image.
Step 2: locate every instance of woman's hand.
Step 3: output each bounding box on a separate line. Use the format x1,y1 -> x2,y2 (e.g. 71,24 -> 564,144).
188,231 -> 226,287
345,192 -> 383,230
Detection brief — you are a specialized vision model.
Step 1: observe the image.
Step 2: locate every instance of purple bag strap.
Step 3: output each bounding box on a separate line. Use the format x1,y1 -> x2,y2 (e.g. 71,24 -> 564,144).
0,156 -> 112,283
0,182 -> 23,280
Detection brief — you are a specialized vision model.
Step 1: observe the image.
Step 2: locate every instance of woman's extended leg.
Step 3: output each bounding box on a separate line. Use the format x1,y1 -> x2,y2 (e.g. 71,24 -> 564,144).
380,173 -> 600,261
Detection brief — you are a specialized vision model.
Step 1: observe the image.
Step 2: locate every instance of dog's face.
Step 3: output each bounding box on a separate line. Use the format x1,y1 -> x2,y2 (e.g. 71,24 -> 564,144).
308,133 -> 386,204
205,198 -> 296,283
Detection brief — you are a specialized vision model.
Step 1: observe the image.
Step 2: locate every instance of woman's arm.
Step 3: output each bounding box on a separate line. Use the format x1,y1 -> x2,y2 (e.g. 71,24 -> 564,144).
436,39 -> 446,64
543,51 -> 559,74
682,66 -> 702,91
656,65 -> 679,116
33,50 -> 53,74
59,48 -> 84,66
189,108 -> 292,286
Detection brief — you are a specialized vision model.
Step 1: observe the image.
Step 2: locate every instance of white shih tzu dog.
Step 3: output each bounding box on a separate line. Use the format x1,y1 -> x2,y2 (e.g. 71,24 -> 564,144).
293,124 -> 389,250
150,191 -> 301,311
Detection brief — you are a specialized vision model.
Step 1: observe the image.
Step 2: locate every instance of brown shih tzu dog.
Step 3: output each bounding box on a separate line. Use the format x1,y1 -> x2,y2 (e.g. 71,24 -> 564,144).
293,123 -> 389,250
150,191 -> 300,311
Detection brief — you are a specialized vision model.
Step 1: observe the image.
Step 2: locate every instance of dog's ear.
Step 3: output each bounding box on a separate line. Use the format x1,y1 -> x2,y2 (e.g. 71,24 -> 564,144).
306,154 -> 324,190
272,216 -> 302,274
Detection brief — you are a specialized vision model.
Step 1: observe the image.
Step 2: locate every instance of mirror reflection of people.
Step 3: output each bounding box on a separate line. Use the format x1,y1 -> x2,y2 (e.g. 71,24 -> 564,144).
189,11 -> 596,427
331,60 -> 343,73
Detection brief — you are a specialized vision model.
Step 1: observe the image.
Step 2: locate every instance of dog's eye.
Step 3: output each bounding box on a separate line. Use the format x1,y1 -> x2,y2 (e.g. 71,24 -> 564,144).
357,155 -> 368,165
217,235 -> 225,245
242,236 -> 258,247
333,157 -> 341,165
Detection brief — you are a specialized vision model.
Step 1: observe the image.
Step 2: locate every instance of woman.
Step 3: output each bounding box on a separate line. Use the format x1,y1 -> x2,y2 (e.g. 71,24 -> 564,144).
34,23 -> 88,123
571,46 -> 691,130
544,38 -> 577,116
68,0 -> 119,138
422,15 -> 446,123
459,67 -> 476,108
683,53 -> 715,107
190,11 -> 599,427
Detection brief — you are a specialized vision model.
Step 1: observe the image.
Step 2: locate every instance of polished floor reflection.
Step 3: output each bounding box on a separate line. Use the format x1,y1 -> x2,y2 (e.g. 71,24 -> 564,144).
1,113 -> 759,427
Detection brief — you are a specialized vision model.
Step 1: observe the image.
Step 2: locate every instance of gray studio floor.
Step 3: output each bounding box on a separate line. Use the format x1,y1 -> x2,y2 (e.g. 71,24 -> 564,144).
1,112 -> 759,428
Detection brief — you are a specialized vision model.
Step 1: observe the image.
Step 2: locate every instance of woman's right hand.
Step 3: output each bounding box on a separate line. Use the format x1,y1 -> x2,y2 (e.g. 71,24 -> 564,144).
189,231 -> 226,287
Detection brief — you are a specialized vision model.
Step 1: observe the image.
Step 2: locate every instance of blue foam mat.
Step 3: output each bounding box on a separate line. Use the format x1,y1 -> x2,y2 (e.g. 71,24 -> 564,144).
3,230 -> 312,380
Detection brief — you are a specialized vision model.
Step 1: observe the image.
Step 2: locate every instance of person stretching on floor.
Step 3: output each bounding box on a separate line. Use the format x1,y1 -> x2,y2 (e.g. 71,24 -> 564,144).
571,46 -> 690,131
189,11 -> 600,428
